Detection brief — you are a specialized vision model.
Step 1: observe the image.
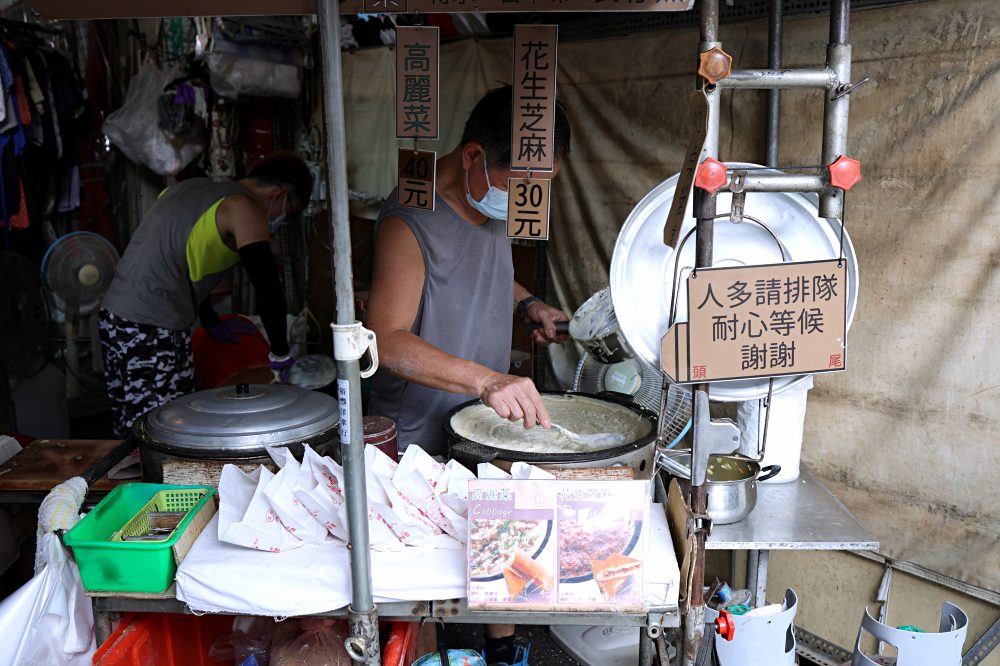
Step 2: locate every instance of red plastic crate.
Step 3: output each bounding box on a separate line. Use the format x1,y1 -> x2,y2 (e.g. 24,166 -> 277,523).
94,613 -> 420,666
93,613 -> 233,666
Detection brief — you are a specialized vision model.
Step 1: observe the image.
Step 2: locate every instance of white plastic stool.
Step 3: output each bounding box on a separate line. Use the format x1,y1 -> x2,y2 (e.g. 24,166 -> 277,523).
851,602 -> 968,666
705,588 -> 798,666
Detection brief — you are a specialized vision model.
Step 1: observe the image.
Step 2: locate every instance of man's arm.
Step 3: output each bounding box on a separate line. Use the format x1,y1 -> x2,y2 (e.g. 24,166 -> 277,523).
216,194 -> 290,357
367,216 -> 551,429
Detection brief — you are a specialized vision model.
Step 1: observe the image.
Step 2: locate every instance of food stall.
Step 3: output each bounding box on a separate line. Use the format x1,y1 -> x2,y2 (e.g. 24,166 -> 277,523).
12,0 -> 1000,664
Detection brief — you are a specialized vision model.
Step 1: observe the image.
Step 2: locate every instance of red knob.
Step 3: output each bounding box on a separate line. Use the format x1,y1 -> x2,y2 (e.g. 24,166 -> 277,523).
695,157 -> 728,194
828,155 -> 862,191
715,609 -> 736,641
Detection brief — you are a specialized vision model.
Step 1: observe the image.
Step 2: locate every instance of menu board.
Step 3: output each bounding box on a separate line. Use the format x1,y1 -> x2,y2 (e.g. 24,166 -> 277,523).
467,479 -> 649,612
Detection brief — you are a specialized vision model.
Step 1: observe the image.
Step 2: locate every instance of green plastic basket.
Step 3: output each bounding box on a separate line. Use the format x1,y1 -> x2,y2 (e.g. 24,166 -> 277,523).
64,483 -> 215,593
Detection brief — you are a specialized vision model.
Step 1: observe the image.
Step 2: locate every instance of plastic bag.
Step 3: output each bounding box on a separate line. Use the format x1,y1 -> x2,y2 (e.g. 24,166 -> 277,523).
208,616 -> 276,665
271,619 -> 350,666
207,37 -> 303,100
0,533 -> 95,665
103,60 -> 205,175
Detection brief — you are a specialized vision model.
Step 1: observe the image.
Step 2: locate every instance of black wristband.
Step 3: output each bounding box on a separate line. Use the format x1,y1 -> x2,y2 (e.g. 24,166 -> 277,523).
517,296 -> 542,321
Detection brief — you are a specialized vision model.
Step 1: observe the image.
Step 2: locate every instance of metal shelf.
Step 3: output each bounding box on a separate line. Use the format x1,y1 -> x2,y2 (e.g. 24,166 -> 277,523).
706,465 -> 878,552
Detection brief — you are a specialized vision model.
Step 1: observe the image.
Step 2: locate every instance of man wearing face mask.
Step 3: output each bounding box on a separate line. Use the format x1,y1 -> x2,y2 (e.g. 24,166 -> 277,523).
366,87 -> 571,665
98,152 -> 313,439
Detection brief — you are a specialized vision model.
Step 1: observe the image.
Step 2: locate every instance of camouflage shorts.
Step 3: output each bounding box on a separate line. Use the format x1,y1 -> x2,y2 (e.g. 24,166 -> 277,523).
98,309 -> 195,438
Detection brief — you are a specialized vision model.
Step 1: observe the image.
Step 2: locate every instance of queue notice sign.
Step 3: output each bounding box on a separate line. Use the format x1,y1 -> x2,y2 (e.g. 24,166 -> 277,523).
661,259 -> 848,383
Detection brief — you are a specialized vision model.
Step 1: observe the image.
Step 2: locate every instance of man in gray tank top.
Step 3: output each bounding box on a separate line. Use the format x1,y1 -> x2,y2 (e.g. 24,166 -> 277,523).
366,86 -> 572,666
98,153 -> 313,438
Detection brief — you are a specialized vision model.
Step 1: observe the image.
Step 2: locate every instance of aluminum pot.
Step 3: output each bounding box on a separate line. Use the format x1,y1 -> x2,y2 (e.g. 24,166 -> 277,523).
134,382 -> 339,482
658,450 -> 780,524
444,391 -> 658,477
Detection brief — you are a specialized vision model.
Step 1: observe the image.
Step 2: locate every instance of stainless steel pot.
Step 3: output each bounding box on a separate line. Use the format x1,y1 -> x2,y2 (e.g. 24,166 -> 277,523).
444,392 -> 658,477
135,383 -> 339,482
658,450 -> 780,524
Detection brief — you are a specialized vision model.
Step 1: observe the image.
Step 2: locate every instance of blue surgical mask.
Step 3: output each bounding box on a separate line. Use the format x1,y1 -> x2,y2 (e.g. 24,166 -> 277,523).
267,194 -> 288,234
465,154 -> 508,221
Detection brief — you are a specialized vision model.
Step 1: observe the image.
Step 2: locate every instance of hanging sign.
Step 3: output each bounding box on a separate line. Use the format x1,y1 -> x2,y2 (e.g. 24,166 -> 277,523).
397,149 -> 437,210
361,0 -> 693,13
395,26 -> 439,140
506,177 -> 551,240
661,259 -> 848,383
31,0 -> 694,20
511,25 -> 558,172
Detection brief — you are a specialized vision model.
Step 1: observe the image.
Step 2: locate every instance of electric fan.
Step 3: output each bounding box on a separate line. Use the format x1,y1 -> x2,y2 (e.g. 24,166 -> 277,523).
40,231 -> 119,397
569,288 -> 692,448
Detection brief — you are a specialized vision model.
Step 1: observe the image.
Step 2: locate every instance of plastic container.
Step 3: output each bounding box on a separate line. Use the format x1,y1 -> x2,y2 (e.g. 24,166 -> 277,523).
63,483 -> 215,593
93,613 -> 233,666
364,415 -> 399,462
383,621 -> 420,666
191,314 -> 270,389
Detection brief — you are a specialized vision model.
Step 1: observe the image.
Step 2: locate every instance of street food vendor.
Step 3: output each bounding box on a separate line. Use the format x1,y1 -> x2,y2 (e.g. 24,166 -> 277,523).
98,153 -> 313,439
366,86 -> 572,665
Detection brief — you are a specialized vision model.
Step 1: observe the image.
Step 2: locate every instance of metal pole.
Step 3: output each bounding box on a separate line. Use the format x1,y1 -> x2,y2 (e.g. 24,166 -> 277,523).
718,172 -> 825,193
719,68 -> 834,90
820,0 -> 852,219
317,2 -> 380,664
683,4 -> 719,663
765,0 -> 783,167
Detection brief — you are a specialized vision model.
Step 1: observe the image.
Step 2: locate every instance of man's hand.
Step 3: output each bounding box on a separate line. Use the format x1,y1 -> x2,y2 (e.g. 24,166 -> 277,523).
479,371 -> 552,429
524,300 -> 571,346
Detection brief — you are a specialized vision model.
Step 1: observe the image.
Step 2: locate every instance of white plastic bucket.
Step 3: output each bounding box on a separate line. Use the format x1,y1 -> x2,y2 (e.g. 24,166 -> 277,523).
736,376 -> 812,483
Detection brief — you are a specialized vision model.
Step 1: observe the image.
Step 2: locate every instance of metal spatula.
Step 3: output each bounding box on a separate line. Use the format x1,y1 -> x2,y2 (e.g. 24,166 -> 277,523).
551,423 -> 627,450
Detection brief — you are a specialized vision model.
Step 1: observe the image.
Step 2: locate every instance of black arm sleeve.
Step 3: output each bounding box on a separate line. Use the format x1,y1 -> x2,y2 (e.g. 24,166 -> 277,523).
198,297 -> 222,330
238,240 -> 290,357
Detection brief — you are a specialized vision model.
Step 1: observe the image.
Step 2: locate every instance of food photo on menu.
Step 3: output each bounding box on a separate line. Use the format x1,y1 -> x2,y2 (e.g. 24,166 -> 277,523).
556,485 -> 646,607
466,479 -> 649,611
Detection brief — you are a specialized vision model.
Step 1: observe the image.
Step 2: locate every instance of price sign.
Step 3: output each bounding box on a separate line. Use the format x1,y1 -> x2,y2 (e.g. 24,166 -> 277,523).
506,177 -> 550,240
395,26 -> 439,139
397,149 -> 436,211
511,25 -> 558,172
661,259 -> 848,382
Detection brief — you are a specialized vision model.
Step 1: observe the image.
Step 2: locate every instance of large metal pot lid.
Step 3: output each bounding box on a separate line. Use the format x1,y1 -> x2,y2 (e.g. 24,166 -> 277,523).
610,163 -> 859,402
140,383 -> 338,453
448,393 -> 653,456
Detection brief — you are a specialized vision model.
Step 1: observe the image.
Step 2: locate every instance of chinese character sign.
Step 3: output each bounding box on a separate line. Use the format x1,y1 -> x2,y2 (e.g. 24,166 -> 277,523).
506,178 -> 551,240
397,149 -> 436,211
395,27 -> 438,139
682,260 -> 848,382
511,25 -> 558,172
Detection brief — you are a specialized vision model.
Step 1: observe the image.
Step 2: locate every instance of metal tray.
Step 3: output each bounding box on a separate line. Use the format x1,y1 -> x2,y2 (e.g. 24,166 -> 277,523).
610,164 -> 859,402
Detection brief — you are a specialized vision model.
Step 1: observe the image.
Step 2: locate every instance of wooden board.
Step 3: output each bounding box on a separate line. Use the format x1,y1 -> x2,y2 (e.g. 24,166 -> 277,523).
0,439 -> 131,493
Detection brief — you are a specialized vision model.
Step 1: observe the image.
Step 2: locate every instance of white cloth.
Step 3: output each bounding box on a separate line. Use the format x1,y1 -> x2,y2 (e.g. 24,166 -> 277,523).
35,476 -> 87,572
175,505 -> 679,616
177,514 -> 468,616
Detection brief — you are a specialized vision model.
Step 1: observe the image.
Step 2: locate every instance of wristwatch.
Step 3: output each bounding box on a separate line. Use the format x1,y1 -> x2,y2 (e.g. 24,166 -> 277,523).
517,296 -> 542,321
